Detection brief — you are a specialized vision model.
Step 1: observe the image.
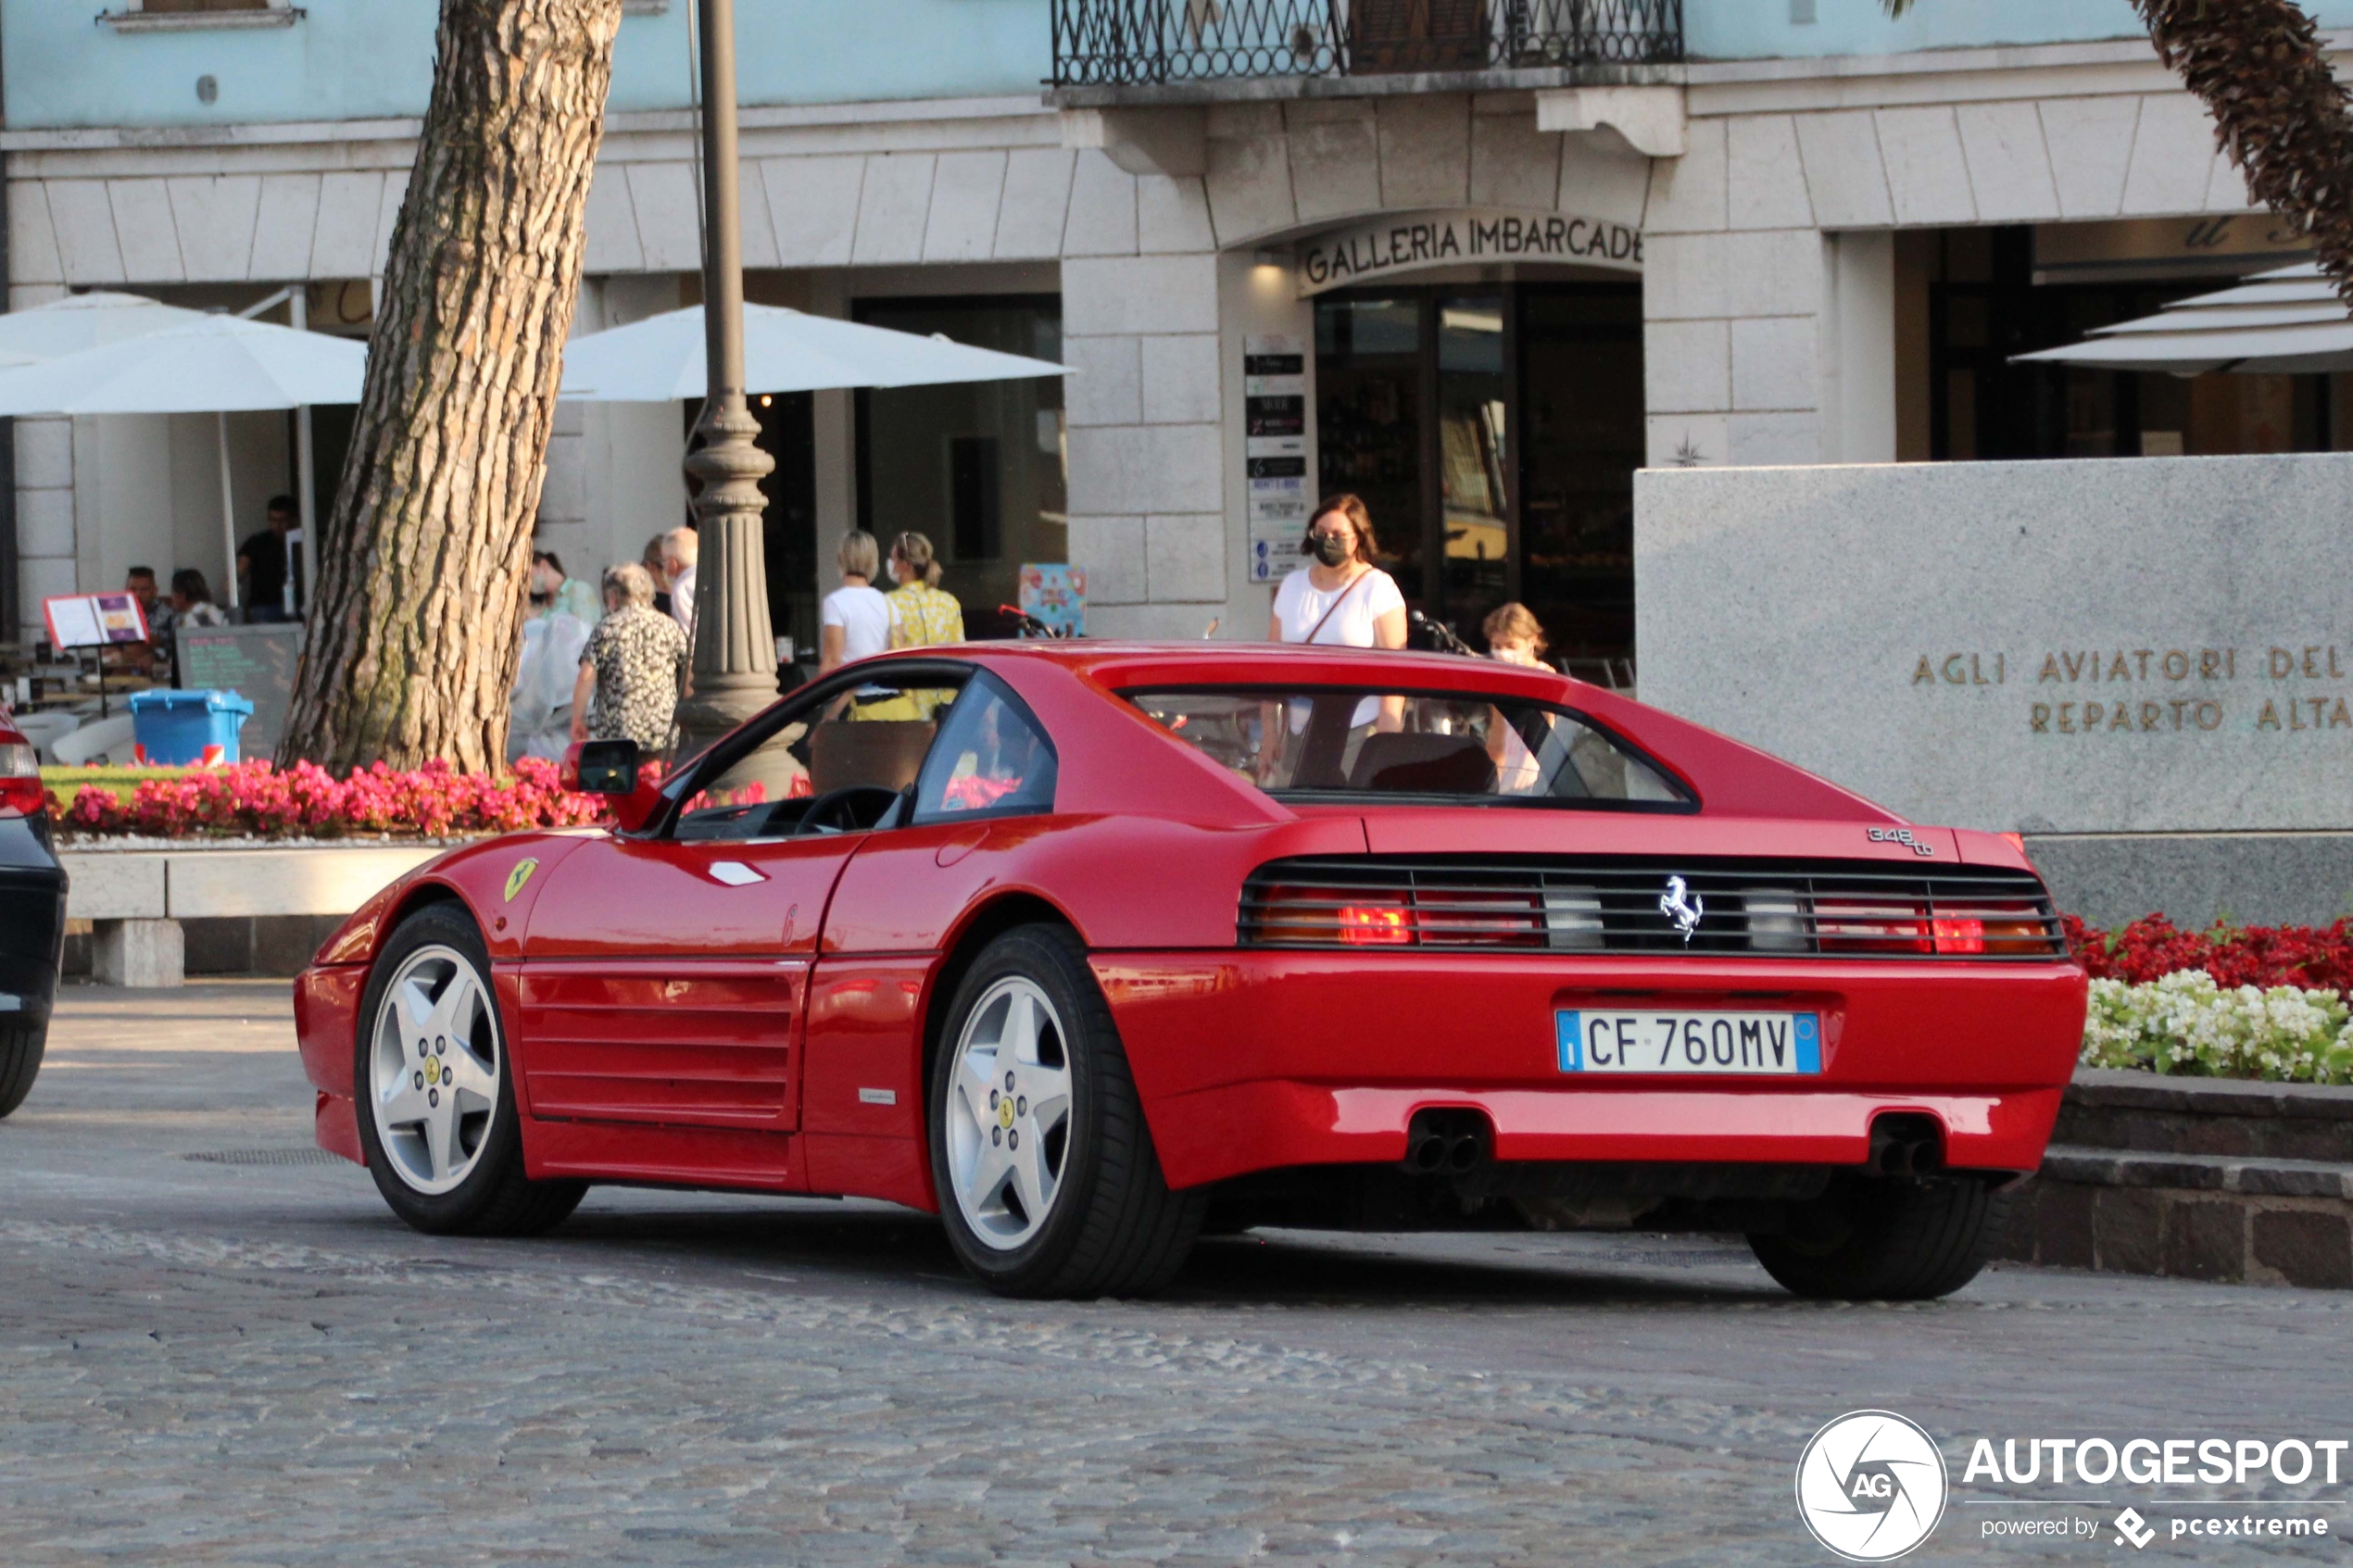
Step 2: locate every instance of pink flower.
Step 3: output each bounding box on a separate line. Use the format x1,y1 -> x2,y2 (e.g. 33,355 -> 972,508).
53,755 -> 639,841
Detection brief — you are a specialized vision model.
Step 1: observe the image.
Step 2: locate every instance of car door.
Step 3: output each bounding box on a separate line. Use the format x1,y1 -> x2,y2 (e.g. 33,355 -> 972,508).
519,666 -> 963,1132
799,671 -> 1063,1199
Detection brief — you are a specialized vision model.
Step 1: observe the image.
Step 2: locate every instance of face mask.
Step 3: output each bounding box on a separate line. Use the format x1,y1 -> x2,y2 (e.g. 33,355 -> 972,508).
1310,533 -> 1352,568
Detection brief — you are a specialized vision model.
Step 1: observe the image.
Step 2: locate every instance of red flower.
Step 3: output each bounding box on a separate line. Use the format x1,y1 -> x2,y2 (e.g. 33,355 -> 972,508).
2064,912 -> 2353,999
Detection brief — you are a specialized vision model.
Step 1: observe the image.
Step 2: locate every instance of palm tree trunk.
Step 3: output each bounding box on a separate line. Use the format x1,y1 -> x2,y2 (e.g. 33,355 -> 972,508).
281,0 -> 622,772
2133,0 -> 2353,307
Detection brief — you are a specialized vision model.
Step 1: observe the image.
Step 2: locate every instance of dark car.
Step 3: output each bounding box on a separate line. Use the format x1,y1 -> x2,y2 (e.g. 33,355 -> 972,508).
0,710 -> 65,1116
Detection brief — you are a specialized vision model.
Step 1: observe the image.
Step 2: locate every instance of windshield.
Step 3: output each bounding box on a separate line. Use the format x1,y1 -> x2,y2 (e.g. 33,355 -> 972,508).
1124,686 -> 1692,809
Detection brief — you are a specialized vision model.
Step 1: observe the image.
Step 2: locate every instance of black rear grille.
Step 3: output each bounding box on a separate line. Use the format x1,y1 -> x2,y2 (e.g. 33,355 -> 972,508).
1239,857 -> 2067,960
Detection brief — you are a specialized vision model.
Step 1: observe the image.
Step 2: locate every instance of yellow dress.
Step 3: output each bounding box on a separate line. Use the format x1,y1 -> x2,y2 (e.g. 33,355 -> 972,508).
888,582 -> 964,648
849,582 -> 965,721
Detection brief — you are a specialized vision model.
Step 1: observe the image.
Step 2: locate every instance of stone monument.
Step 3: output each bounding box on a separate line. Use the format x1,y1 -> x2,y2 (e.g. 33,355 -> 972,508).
1635,452 -> 2353,926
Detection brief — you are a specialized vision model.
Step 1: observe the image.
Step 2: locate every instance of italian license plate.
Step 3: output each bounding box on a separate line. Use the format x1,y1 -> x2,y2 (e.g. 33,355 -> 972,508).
1556,1010 -> 1821,1076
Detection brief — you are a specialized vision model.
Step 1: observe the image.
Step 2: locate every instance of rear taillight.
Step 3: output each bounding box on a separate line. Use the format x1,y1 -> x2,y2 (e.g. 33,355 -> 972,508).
1337,902 -> 1413,945
0,740 -> 41,817
1814,897 -> 1931,955
1416,887 -> 1544,947
1543,888 -> 1604,950
1742,886 -> 1809,952
1931,917 -> 1984,954
1251,884 -> 1391,946
1948,904 -> 2052,957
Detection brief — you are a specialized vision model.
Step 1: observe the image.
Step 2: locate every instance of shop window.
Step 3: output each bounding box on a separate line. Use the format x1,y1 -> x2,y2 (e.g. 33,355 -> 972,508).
950,437 -> 1003,561
1314,283 -> 1642,671
856,296 -> 1063,636
1907,223 -> 2335,462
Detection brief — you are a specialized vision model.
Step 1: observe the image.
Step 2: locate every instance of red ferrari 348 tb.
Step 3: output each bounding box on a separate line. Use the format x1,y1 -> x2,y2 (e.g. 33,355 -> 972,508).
296,643 -> 2087,1300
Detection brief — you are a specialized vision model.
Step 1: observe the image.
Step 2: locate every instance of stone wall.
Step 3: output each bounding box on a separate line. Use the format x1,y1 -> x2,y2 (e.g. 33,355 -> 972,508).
1998,1070 -> 2353,1290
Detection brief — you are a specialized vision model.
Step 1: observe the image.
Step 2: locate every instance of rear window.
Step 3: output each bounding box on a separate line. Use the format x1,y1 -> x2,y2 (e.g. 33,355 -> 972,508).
1124,686 -> 1692,810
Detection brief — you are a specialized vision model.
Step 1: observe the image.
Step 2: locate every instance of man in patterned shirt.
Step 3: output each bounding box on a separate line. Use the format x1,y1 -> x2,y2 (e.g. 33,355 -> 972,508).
569,562 -> 689,756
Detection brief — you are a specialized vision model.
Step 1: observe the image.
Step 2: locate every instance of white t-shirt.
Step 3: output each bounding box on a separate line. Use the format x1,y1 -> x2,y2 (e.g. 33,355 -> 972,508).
1273,566 -> 1405,646
821,583 -> 892,663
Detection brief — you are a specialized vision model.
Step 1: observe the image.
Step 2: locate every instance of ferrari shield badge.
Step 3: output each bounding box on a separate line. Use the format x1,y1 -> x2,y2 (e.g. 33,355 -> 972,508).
503,857 -> 540,902
1658,875 -> 1705,943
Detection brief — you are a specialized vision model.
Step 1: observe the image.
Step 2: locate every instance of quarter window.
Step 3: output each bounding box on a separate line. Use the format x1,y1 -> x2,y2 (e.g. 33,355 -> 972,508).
912,673 -> 1057,823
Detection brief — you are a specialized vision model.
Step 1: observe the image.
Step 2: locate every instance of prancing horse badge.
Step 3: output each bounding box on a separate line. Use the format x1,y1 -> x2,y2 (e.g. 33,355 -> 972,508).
1658,875 -> 1705,942
504,857 -> 540,901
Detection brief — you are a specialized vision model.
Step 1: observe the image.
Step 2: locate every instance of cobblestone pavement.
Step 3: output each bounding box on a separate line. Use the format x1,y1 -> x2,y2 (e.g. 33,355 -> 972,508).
2,983 -> 2349,1565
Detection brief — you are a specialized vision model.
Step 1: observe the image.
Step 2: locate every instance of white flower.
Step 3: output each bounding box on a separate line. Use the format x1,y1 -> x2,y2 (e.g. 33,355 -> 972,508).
2077,970 -> 2353,1085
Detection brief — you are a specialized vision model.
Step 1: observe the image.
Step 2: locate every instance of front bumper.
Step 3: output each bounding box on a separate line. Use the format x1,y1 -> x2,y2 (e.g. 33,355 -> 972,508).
1092,950 -> 2088,1189
295,963 -> 369,1163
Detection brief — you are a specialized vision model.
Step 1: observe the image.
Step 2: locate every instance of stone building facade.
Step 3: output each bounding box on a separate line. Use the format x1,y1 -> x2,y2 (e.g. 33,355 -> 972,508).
0,28 -> 2302,660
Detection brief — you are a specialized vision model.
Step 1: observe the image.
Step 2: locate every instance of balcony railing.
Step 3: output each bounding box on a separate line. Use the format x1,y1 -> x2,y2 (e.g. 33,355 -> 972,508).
1051,0 -> 1682,89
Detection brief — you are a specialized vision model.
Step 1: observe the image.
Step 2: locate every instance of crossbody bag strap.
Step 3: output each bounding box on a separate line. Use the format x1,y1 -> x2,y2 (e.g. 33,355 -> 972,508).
1301,570 -> 1373,646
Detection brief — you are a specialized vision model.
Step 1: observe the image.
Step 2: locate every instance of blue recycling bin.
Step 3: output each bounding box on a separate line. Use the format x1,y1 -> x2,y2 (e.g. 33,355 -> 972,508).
128,688 -> 255,766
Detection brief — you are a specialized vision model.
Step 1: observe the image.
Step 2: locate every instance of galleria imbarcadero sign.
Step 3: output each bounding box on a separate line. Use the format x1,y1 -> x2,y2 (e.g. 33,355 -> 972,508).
1294,208 -> 1642,296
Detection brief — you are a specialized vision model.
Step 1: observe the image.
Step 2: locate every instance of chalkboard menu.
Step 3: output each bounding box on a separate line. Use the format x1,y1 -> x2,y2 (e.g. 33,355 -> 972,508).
177,622 -> 304,761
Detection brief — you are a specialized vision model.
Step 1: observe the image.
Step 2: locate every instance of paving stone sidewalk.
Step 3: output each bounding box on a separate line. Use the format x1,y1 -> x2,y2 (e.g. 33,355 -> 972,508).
1,982 -> 2347,1565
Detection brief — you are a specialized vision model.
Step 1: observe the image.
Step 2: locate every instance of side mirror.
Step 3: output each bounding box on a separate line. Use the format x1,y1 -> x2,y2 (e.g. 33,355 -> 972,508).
560,739 -> 664,834
566,738 -> 639,793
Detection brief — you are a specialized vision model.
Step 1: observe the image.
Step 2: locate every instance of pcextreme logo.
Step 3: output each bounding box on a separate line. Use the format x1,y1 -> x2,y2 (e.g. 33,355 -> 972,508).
1796,1411 -> 1950,1562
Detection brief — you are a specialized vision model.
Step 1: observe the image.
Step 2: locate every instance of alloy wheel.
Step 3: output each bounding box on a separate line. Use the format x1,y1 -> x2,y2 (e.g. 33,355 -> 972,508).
367,943 -> 501,1197
944,975 -> 1073,1250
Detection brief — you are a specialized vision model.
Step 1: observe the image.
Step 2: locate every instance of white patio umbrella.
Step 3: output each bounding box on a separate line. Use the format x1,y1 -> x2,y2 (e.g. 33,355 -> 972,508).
558,303 -> 1069,401
0,289 -> 213,363
2012,262 -> 2353,375
0,314 -> 365,609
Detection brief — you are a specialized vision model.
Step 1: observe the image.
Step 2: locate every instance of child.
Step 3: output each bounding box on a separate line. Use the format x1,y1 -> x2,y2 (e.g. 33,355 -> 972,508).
1481,601 -> 1550,668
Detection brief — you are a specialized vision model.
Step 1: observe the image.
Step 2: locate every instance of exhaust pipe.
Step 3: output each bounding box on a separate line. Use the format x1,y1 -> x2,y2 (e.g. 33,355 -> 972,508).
1403,1108 -> 1492,1175
1867,1113 -> 1944,1179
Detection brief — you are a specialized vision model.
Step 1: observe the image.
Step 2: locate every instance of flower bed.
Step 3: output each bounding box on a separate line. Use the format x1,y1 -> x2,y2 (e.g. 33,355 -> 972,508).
44,757 -> 611,841
2070,915 -> 2353,1086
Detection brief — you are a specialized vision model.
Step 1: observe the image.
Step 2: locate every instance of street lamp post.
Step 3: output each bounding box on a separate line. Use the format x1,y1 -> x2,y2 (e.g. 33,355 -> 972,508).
672,0 -> 777,757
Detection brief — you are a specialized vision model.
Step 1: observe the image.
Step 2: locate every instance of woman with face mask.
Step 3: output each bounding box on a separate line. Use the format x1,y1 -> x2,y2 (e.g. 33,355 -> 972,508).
1265,494 -> 1409,749
1268,494 -> 1408,651
528,550 -> 599,625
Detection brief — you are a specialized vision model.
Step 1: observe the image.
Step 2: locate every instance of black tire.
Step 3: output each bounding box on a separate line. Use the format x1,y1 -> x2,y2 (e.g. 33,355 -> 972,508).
0,1022 -> 46,1119
928,923 -> 1204,1298
1748,1173 -> 2011,1301
353,902 -> 585,1237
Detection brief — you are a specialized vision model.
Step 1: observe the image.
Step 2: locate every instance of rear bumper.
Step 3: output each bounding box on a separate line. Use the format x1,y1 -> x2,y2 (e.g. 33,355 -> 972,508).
1092,950 -> 2086,1190
1145,1079 -> 2061,1188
